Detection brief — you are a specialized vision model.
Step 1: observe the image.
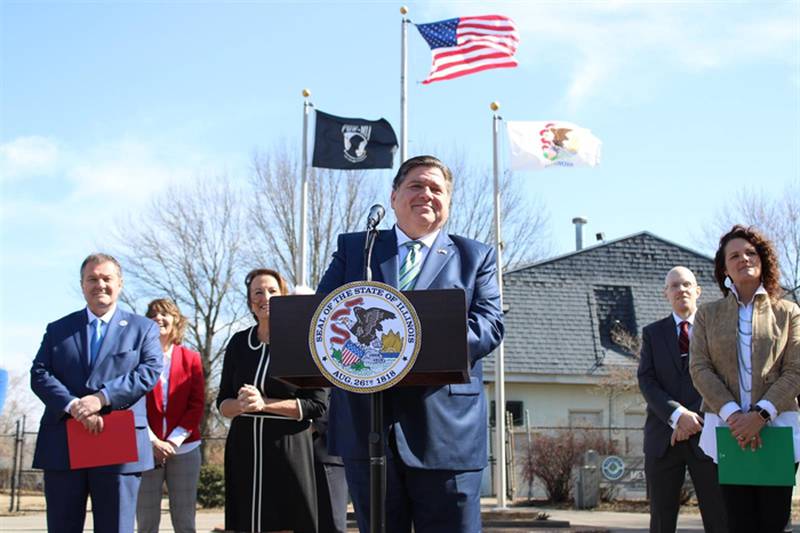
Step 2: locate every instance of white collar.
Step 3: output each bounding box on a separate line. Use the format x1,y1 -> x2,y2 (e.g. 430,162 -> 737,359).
672,311 -> 696,326
394,225 -> 440,249
86,306 -> 116,324
729,283 -> 768,306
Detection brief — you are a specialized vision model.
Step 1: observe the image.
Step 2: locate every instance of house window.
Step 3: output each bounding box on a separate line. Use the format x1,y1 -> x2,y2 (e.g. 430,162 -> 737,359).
568,409 -> 603,428
489,400 -> 524,427
594,285 -> 637,352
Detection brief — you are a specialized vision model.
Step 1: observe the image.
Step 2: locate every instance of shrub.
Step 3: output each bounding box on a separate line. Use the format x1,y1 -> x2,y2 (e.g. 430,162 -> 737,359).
520,429 -> 617,503
197,463 -> 225,508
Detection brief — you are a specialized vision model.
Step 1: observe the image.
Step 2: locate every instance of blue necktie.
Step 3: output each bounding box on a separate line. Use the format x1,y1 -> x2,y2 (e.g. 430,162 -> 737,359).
90,318 -> 104,367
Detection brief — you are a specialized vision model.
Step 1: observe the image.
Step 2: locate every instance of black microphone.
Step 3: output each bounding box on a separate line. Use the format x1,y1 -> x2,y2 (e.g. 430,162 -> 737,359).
366,204 -> 385,230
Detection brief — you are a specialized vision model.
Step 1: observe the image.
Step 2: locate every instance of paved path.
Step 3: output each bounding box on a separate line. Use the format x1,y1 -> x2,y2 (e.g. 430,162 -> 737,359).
0,507 -> 708,532
530,506 -> 705,531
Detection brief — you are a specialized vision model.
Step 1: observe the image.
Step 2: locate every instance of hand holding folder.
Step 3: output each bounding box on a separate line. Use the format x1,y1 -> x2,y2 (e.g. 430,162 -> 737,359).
717,426 -> 795,486
66,410 -> 138,469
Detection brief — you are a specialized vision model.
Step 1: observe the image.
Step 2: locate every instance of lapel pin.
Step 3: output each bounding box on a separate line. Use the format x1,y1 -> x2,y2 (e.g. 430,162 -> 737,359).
119,320 -> 128,327
436,248 -> 448,255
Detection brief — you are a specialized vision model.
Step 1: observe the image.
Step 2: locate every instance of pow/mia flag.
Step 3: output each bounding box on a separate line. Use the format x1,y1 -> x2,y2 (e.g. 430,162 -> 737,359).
312,110 -> 398,170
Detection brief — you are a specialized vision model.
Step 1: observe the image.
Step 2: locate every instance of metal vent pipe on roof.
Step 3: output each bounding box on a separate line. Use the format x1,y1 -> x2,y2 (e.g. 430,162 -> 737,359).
572,216 -> 588,251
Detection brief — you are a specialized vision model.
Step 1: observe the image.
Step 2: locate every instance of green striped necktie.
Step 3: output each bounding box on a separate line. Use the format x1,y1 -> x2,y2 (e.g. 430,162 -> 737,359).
399,241 -> 423,290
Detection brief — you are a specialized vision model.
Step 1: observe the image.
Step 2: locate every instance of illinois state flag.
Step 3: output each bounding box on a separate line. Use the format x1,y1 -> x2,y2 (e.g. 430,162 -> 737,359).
506,121 -> 602,171
416,15 -> 519,84
313,110 -> 398,170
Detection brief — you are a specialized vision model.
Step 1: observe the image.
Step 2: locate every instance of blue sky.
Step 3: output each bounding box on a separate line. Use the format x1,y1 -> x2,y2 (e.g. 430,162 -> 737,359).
1,0 -> 798,372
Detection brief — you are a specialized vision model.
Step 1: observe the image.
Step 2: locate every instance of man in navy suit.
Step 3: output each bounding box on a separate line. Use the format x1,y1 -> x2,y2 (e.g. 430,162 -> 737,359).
318,155 -> 504,533
637,266 -> 726,532
30,253 -> 162,533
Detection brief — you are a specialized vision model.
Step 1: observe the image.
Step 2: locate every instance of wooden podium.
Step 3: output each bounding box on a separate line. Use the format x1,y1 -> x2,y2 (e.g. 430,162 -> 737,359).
269,288 -> 470,388
270,286 -> 470,533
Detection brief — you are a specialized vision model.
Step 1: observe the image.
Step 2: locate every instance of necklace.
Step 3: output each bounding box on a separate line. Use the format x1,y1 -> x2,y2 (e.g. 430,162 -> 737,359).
736,317 -> 753,394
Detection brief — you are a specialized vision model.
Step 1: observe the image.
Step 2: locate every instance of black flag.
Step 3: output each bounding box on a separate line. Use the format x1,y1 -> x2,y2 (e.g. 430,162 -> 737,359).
312,110 -> 398,169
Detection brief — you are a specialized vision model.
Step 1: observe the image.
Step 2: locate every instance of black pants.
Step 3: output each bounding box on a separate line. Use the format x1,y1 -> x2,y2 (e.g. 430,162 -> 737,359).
645,441 -> 728,533
721,482 -> 794,533
314,459 -> 348,533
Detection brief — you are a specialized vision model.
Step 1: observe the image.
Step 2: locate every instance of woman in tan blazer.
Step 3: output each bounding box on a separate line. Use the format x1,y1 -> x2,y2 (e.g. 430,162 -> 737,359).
690,224 -> 800,533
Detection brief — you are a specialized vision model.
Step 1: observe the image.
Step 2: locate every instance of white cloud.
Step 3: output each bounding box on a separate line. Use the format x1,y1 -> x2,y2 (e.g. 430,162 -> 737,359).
0,136 -> 60,181
498,2 -> 800,110
65,138 -> 196,204
1,134 -> 246,378
0,134 -> 243,264
1,134 -> 232,234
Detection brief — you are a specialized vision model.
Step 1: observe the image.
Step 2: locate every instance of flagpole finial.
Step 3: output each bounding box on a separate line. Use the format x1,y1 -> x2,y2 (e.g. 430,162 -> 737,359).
302,88 -> 311,98
400,6 -> 408,15
490,101 -> 500,112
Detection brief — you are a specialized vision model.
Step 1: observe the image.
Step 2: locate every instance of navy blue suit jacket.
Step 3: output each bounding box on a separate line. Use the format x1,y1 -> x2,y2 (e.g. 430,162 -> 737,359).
637,315 -> 706,459
30,307 -> 162,472
317,229 -> 504,470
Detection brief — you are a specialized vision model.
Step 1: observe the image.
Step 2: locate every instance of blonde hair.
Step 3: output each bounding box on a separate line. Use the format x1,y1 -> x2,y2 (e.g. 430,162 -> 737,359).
145,298 -> 187,345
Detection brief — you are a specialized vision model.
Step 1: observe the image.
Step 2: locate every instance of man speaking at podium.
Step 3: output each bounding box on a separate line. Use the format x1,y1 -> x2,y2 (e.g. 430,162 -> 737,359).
318,155 -> 504,533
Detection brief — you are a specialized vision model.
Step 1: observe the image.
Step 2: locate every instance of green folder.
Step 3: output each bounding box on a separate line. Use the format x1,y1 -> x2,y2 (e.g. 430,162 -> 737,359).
717,426 -> 796,486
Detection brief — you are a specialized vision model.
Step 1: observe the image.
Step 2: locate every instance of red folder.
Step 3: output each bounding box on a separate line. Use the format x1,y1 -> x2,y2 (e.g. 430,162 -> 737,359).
66,410 -> 138,469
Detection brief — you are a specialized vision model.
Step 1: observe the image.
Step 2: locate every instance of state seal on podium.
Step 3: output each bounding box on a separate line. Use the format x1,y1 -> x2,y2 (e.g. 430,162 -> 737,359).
309,281 -> 421,393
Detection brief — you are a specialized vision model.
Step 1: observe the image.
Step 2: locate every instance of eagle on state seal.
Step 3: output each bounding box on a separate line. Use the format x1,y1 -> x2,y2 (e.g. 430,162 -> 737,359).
350,306 -> 396,345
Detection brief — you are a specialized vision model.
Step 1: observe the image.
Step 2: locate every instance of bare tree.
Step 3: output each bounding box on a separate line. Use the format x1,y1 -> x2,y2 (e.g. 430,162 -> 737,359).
701,180 -> 800,303
114,177 -> 248,445
443,151 -> 552,269
610,321 -> 643,357
250,145 -> 551,287
249,146 -> 382,287
0,370 -> 42,435
590,324 -> 643,444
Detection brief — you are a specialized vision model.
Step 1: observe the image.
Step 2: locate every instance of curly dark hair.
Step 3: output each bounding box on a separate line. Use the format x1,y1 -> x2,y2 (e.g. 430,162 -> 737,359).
713,224 -> 782,300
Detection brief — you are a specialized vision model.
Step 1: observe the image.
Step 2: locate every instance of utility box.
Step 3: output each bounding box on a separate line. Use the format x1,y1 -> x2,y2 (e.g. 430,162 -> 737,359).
575,449 -> 600,509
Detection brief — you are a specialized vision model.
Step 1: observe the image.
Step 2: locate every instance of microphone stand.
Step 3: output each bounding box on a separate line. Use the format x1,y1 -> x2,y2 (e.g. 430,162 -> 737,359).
363,225 -> 386,533
363,226 -> 379,283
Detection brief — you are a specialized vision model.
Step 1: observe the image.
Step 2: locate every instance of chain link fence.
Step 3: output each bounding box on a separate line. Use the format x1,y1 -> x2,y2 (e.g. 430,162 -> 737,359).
1,418 -> 233,513
3,417 -> 651,512
486,422 -> 649,502
1,417 -> 42,512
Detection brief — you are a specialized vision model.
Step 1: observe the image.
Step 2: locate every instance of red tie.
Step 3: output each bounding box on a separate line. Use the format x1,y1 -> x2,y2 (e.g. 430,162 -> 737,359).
679,321 -> 690,355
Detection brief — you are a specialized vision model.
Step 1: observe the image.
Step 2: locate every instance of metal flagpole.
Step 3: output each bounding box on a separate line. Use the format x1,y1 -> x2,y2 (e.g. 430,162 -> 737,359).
299,89 -> 312,287
491,101 -> 508,509
400,6 -> 409,162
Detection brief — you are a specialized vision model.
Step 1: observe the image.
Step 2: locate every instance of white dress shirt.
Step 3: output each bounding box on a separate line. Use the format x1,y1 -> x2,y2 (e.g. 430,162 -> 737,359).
395,226 -> 441,277
668,311 -> 695,429
63,307 -> 115,413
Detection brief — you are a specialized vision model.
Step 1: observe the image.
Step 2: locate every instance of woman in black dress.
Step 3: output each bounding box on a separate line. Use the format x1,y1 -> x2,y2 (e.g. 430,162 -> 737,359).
217,268 -> 326,533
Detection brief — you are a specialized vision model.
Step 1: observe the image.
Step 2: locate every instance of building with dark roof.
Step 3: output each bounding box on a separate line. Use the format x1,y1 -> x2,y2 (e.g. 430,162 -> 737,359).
483,231 -> 720,453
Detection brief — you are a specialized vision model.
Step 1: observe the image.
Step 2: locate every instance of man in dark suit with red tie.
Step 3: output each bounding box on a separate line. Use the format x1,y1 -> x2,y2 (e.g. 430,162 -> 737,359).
637,266 -> 727,533
30,253 -> 161,533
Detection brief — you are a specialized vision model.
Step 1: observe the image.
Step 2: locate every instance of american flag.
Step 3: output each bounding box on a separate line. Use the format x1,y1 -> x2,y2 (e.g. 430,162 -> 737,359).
340,340 -> 365,366
415,15 -> 519,85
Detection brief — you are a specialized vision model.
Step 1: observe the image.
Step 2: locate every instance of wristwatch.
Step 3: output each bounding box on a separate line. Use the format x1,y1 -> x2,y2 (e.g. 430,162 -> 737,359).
752,406 -> 771,422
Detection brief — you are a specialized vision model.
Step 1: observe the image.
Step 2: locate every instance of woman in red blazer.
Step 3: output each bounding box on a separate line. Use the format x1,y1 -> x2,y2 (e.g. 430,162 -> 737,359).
136,298 -> 205,533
